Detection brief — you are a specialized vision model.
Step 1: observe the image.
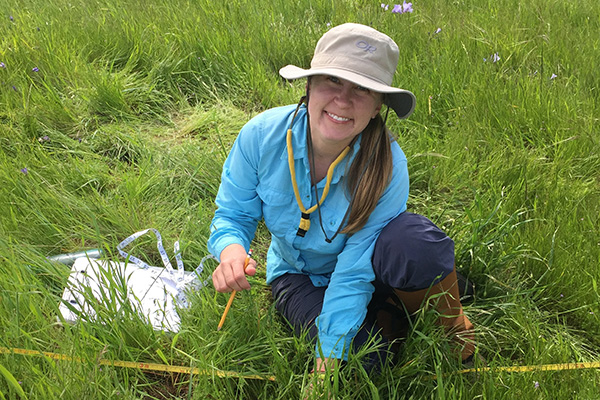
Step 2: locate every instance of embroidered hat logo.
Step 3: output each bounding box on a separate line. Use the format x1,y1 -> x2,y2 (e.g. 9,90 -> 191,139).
356,40 -> 377,53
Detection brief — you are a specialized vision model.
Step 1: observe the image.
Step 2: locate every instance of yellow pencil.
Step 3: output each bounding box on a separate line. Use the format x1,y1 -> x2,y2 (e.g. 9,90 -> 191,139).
217,250 -> 252,331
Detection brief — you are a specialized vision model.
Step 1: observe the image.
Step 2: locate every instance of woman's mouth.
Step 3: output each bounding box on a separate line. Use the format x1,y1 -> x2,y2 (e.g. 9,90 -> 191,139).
326,111 -> 350,122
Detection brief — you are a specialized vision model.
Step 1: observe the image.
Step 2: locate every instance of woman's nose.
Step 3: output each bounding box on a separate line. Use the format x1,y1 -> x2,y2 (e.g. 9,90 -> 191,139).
334,85 -> 353,107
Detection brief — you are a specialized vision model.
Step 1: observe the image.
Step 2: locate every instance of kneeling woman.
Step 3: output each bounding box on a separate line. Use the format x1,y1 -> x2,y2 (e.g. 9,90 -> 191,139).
209,23 -> 475,375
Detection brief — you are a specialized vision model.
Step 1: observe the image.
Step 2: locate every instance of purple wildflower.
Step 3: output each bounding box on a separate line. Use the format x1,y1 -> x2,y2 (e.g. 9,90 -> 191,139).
381,3 -> 389,10
484,53 -> 500,63
435,28 -> 442,34
32,67 -> 39,72
39,135 -> 50,143
550,73 -> 557,80
20,167 -> 28,175
0,62 -> 5,68
12,85 -> 17,92
392,2 -> 413,14
534,381 -> 539,389
10,16 -> 14,21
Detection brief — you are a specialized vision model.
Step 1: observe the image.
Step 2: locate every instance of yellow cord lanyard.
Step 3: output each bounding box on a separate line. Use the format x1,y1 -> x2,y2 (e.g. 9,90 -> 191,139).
286,109 -> 350,237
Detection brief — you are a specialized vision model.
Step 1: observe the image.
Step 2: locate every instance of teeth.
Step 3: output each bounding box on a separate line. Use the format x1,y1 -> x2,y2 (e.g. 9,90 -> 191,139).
327,112 -> 350,122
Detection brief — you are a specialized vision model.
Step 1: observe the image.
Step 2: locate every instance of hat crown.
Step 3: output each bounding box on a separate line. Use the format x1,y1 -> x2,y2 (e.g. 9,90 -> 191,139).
311,23 -> 399,87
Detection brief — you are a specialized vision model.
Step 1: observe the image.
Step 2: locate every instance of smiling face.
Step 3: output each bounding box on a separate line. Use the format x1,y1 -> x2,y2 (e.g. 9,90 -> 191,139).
307,75 -> 383,154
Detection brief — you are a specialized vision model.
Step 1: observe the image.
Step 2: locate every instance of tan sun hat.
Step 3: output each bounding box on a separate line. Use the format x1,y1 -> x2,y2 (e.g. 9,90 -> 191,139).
279,23 -> 416,119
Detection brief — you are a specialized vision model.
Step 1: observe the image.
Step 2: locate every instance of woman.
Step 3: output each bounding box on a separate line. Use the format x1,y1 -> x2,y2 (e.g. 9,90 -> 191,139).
208,23 -> 475,375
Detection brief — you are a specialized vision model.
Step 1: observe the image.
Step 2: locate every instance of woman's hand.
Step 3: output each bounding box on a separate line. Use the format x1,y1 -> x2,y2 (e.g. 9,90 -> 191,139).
212,243 -> 257,292
313,357 -> 337,374
303,358 -> 338,399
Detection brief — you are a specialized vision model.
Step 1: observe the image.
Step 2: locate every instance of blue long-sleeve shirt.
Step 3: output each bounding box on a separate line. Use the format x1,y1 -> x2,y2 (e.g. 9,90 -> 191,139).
208,104 -> 409,360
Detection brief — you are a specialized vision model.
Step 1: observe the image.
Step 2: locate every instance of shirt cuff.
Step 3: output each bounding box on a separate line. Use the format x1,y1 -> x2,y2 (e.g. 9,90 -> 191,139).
208,236 -> 246,261
315,334 -> 350,361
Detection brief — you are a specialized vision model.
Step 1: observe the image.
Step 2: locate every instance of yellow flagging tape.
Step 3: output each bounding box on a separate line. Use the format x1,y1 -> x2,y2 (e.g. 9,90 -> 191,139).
2,347 -> 598,382
0,347 -> 275,381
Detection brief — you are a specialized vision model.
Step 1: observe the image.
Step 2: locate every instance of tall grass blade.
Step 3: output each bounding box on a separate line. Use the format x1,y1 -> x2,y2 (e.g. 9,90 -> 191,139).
0,364 -> 27,399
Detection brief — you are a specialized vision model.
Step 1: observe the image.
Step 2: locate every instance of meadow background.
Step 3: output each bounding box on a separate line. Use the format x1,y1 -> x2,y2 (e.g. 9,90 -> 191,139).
0,0 -> 598,398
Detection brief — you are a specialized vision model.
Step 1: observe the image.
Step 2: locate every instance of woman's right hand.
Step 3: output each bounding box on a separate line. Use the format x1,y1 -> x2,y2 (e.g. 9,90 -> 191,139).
212,243 -> 257,293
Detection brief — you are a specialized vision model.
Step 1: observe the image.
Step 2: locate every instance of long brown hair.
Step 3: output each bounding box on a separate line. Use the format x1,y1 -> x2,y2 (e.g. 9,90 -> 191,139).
341,114 -> 394,234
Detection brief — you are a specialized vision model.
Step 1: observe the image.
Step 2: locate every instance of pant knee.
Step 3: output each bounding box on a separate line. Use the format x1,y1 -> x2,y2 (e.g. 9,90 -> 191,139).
271,274 -> 324,340
373,212 -> 455,291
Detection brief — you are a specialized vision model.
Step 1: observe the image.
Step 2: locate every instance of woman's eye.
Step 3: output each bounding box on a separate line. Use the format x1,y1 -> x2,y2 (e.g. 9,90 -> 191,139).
328,76 -> 340,84
356,86 -> 371,94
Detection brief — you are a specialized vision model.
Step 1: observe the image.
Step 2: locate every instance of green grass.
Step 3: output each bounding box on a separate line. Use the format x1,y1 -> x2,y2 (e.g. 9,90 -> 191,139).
1,0 -> 599,398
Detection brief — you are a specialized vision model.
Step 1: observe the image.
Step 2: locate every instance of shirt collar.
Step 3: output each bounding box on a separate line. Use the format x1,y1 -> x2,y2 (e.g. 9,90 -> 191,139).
280,104 -> 308,161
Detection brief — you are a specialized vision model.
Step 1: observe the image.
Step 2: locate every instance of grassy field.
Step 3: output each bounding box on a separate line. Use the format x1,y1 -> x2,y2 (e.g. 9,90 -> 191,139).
1,0 -> 598,398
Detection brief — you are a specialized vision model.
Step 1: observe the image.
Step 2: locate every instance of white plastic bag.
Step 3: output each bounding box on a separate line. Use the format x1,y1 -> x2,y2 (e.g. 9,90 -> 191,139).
58,229 -> 214,332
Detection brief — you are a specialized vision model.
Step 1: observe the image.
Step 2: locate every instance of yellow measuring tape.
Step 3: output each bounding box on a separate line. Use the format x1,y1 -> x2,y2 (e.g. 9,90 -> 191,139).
2,346 -> 598,381
436,360 -> 600,380
0,347 -> 275,381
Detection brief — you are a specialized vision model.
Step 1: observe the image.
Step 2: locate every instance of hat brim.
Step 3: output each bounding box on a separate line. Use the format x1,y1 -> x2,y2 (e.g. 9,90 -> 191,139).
279,65 -> 416,119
